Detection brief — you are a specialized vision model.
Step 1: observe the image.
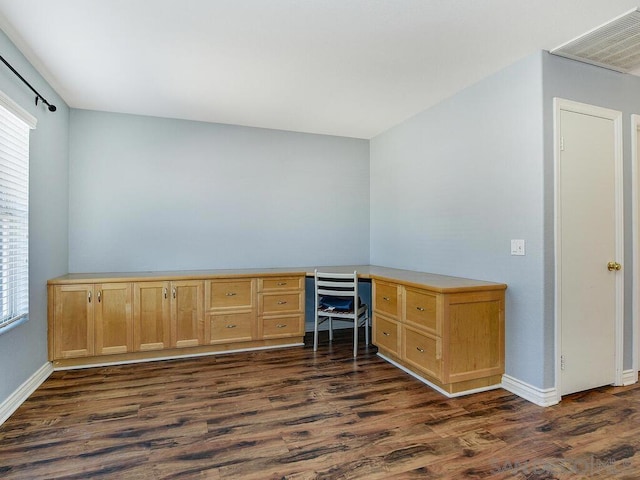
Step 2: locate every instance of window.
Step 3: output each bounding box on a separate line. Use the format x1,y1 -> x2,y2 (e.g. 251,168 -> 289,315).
0,91 -> 36,333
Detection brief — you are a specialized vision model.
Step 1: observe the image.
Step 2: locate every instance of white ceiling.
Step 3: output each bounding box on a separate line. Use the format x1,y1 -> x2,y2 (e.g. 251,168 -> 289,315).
0,0 -> 638,139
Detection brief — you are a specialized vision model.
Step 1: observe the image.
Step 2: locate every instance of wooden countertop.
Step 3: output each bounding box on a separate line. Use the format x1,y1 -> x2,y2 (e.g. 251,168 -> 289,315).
49,265 -> 506,293
47,267 -> 309,284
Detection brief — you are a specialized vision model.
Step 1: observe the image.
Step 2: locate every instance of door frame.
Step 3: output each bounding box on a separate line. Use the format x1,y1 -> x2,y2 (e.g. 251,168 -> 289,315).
632,114 -> 640,382
553,98 -> 624,400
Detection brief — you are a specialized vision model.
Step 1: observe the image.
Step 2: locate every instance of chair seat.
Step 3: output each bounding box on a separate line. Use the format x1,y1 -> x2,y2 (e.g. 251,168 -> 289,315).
319,295 -> 355,311
317,304 -> 367,318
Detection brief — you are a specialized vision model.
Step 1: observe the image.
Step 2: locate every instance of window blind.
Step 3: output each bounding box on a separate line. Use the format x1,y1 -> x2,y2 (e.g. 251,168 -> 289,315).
0,102 -> 30,331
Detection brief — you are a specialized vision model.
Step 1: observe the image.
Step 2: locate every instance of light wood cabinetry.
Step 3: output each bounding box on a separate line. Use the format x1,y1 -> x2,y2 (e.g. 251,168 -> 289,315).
170,280 -> 204,348
132,280 -> 204,350
49,271 -> 305,368
372,314 -> 400,356
48,265 -> 503,398
52,284 -> 94,359
258,276 -> 304,340
51,283 -> 134,359
205,278 -> 255,344
95,283 -> 133,356
372,277 -> 505,396
372,279 -> 402,357
133,281 -> 171,351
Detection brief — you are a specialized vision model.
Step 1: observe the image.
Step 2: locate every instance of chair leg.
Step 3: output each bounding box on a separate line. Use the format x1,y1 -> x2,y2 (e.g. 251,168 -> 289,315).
365,310 -> 369,345
314,312 -> 319,351
353,316 -> 358,358
329,317 -> 333,341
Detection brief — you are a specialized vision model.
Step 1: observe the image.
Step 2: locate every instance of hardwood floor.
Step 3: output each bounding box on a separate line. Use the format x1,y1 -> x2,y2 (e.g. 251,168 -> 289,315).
1,331 -> 639,479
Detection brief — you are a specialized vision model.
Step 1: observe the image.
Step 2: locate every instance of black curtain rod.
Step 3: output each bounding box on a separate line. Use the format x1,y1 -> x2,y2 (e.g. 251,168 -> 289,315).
0,54 -> 56,112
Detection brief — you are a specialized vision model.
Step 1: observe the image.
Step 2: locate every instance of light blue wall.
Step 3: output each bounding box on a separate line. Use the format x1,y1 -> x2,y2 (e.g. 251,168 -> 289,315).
542,51 -> 640,376
0,31 -> 69,403
68,110 -> 370,272
370,53 -> 546,388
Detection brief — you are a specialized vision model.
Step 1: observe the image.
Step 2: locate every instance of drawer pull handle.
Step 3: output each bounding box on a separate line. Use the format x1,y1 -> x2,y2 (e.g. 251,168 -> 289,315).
225,292 -> 237,297
416,306 -> 425,311
277,282 -> 287,286
88,291 -> 91,303
164,288 -> 168,299
97,290 -> 102,303
383,296 -> 390,301
172,288 -> 176,299
416,347 -> 425,353
382,331 -> 390,336
276,324 -> 287,328
226,324 -> 237,329
277,300 -> 287,305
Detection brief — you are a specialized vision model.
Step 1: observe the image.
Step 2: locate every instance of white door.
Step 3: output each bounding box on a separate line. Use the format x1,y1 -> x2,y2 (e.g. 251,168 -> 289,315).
556,99 -> 623,396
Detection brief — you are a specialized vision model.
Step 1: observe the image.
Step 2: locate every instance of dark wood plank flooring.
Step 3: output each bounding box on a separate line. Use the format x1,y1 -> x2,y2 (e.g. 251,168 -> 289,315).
1,331 -> 639,479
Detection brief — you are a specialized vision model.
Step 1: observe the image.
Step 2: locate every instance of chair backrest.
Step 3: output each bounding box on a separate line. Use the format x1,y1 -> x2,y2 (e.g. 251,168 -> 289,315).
314,270 -> 359,312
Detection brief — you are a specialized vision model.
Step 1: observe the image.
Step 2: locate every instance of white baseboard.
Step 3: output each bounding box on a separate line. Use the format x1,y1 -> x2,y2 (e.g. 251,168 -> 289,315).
622,369 -> 638,386
378,353 -> 501,398
0,362 -> 53,426
53,343 -> 304,371
501,374 -> 560,407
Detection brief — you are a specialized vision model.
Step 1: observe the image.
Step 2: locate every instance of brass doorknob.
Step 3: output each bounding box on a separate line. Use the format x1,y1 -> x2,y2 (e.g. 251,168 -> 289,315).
607,261 -> 622,271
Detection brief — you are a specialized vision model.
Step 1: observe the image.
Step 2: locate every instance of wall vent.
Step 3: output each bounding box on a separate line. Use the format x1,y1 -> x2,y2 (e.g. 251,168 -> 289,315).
550,8 -> 640,73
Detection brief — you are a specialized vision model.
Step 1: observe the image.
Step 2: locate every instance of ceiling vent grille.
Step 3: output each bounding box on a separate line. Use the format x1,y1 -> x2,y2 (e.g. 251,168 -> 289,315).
551,8 -> 640,73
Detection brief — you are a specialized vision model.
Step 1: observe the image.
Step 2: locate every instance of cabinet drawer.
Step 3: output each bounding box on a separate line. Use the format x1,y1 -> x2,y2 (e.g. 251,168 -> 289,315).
405,288 -> 438,334
373,313 -> 400,356
259,276 -> 303,291
262,314 -> 304,338
207,312 -> 253,344
374,281 -> 401,319
261,292 -> 303,313
207,279 -> 253,309
403,326 -> 441,380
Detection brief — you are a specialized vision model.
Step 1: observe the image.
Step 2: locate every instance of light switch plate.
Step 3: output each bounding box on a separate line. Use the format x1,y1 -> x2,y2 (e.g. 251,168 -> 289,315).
511,239 -> 525,256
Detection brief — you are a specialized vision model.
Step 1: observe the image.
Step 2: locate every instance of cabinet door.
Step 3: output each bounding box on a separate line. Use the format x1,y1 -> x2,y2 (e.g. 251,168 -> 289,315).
94,283 -> 133,356
133,282 -> 170,351
171,280 -> 204,348
53,284 -> 94,359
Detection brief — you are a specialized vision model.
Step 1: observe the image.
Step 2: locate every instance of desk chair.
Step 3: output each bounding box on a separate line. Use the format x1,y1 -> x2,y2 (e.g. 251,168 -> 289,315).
313,269 -> 369,358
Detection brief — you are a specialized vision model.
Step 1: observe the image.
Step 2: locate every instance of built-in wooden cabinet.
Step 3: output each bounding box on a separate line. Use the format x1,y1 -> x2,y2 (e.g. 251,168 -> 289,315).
258,276 -> 304,339
204,278 -> 255,345
52,284 -> 95,359
95,283 -> 133,356
48,271 -> 305,367
133,281 -> 171,351
48,267 -> 504,399
170,280 -> 204,348
52,283 -> 133,359
372,279 -> 402,357
132,280 -> 203,350
372,278 -> 505,396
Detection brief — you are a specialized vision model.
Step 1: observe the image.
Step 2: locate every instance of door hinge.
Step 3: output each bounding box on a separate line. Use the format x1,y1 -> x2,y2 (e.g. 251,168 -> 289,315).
560,355 -> 566,371
560,136 -> 565,152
